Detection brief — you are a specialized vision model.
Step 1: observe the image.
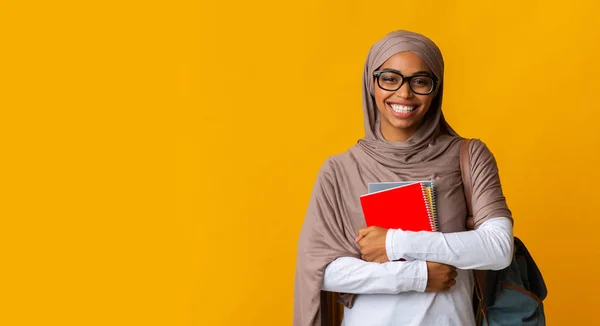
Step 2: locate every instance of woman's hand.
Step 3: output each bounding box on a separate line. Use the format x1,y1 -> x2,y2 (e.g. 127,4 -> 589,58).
355,226 -> 389,263
425,262 -> 458,292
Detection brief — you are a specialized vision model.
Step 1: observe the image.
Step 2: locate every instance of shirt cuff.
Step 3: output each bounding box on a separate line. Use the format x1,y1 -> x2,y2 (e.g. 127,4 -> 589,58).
386,228 -> 397,261
386,228 -> 409,261
387,227 -> 414,262
394,259 -> 428,293
414,260 -> 428,292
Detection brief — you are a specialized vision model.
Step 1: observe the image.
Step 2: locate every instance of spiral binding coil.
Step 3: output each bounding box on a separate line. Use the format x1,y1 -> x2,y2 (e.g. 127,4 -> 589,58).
420,183 -> 435,232
429,181 -> 439,231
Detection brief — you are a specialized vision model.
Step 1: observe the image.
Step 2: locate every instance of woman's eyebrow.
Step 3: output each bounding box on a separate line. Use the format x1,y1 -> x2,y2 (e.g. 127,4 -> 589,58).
379,68 -> 402,74
409,71 -> 433,76
380,68 -> 432,76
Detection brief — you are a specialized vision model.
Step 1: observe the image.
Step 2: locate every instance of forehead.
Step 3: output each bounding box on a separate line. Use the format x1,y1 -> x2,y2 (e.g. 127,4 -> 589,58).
379,51 -> 431,73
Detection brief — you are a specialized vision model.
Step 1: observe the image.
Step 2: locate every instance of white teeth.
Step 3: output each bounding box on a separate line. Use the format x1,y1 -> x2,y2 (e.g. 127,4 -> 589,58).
390,104 -> 416,113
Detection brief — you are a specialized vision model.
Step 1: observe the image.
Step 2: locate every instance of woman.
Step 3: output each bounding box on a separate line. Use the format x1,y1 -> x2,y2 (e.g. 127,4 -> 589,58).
293,30 -> 514,326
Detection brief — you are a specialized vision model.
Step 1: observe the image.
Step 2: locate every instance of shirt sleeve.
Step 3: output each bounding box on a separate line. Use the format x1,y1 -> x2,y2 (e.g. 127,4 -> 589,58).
321,256 -> 428,294
386,217 -> 513,270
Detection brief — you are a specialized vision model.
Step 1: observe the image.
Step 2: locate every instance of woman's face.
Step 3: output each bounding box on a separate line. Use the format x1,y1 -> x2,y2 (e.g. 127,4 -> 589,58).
374,51 -> 437,142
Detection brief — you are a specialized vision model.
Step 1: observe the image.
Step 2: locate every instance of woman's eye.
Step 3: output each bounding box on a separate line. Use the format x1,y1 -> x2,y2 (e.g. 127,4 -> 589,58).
412,78 -> 431,86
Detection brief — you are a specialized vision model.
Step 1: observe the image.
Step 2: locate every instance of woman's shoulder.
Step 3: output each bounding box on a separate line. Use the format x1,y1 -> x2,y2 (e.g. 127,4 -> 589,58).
462,138 -> 502,172
315,148 -> 361,179
466,138 -> 496,160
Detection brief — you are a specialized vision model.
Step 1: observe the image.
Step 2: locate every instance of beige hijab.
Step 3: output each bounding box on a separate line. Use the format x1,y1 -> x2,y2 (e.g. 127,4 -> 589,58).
293,30 -> 511,326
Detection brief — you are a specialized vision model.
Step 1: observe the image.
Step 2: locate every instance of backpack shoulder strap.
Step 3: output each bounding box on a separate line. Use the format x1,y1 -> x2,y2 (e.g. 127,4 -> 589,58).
459,139 -> 475,229
459,138 -> 489,325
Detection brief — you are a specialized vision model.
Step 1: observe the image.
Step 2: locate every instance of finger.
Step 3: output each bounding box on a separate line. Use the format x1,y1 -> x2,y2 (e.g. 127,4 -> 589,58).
451,271 -> 458,279
357,237 -> 366,247
355,234 -> 363,242
448,279 -> 457,287
358,228 -> 369,236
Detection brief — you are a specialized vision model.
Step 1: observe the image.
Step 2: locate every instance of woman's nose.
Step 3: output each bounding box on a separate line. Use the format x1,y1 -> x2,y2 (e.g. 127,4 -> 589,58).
394,82 -> 412,98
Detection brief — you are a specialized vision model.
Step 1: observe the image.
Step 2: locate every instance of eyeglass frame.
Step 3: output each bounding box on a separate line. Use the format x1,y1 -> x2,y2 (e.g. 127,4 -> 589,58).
373,69 -> 438,95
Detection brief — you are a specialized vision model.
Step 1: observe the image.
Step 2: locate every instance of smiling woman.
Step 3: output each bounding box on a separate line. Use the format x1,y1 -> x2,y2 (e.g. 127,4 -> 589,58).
293,30 -> 514,326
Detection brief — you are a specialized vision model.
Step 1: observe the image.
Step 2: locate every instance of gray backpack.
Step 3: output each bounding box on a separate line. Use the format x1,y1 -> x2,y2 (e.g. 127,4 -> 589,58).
460,139 -> 548,326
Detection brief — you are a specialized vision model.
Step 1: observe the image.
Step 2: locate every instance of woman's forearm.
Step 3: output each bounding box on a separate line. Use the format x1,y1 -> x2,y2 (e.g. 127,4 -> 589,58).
321,256 -> 427,294
386,217 -> 513,270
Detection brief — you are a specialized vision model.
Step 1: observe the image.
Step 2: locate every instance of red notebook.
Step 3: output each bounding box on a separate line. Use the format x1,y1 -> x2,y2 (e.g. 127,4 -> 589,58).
359,182 -> 435,232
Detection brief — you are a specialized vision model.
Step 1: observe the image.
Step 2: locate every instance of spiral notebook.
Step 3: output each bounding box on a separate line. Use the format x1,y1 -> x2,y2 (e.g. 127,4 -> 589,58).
360,181 -> 438,232
368,181 -> 438,228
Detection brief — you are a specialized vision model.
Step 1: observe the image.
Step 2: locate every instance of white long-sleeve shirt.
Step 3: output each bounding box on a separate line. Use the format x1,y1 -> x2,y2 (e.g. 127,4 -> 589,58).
322,217 -> 513,326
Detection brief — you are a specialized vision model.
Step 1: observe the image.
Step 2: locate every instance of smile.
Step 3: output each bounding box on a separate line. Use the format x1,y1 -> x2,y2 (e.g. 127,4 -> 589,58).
389,103 -> 417,113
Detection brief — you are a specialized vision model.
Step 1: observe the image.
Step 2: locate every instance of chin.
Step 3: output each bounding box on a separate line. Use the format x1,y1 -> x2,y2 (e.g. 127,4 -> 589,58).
390,121 -> 416,130
387,114 -> 418,128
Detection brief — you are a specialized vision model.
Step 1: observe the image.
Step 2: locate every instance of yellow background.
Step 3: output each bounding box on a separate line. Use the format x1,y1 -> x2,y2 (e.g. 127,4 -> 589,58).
2,0 -> 599,325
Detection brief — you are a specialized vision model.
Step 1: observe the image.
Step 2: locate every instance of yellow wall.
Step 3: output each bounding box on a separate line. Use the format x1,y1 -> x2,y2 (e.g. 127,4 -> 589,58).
3,0 -> 600,325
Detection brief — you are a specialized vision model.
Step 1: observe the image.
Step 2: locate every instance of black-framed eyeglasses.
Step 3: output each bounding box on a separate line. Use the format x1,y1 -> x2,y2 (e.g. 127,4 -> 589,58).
373,69 -> 438,95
